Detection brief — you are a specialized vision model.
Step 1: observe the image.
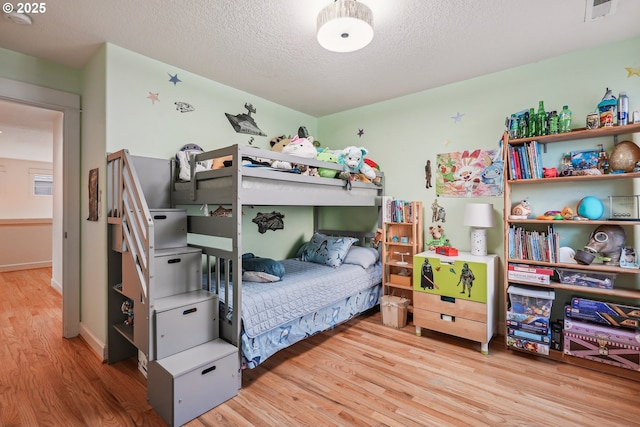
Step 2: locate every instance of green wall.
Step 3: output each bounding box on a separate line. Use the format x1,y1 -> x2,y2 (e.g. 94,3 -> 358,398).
0,47 -> 82,94
319,36 -> 640,258
2,35 -> 639,352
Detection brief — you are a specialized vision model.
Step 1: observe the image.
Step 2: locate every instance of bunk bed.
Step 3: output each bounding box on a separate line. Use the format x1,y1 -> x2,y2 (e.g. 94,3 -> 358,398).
170,144 -> 385,368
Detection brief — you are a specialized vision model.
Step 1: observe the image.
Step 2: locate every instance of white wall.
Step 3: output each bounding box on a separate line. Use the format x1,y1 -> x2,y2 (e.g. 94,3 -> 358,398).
0,158 -> 53,218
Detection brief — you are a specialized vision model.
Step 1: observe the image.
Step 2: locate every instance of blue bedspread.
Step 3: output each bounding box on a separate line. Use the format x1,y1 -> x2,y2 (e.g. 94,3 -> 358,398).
218,258 -> 382,368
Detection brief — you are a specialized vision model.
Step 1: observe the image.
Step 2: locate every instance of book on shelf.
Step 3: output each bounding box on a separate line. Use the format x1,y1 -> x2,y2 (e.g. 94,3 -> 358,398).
508,140 -> 544,180
384,198 -> 417,223
508,225 -> 559,263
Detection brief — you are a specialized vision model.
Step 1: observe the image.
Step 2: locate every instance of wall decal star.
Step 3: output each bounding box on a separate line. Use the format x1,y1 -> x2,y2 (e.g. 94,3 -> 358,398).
147,92 -> 160,104
444,138 -> 451,146
357,128 -> 364,137
451,112 -> 464,123
625,67 -> 640,78
168,73 -> 182,85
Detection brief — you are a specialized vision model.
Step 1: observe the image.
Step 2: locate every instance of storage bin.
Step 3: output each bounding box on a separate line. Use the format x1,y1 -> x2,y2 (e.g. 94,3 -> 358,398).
507,285 -> 555,318
556,268 -> 615,289
381,295 -> 409,328
563,318 -> 640,371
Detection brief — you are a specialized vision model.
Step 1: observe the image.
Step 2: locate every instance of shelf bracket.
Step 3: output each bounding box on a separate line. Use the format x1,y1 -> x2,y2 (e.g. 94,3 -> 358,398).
541,142 -> 548,153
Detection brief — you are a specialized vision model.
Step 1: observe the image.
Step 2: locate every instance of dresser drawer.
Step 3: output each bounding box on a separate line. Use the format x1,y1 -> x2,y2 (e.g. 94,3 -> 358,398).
414,308 -> 490,343
413,291 -> 487,323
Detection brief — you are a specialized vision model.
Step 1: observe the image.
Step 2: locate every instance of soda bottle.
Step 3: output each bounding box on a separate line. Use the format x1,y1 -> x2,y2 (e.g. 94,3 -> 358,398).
549,111 -> 559,134
528,107 -> 537,137
559,105 -> 572,133
518,113 -> 528,139
536,101 -> 547,136
618,92 -> 629,126
509,114 -> 519,139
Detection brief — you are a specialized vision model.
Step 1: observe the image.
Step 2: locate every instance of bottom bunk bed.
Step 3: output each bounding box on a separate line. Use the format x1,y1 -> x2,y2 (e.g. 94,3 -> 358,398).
201,232 -> 383,369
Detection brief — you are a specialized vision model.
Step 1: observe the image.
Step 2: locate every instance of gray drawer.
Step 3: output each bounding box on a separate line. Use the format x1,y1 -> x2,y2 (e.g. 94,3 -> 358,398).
150,209 -> 187,250
148,339 -> 239,427
153,247 -> 202,299
155,293 -> 218,359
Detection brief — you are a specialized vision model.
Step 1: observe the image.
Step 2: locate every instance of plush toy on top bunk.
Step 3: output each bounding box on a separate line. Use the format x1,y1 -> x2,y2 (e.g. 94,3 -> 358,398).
270,135 -> 318,175
176,143 -> 213,181
338,146 -> 381,190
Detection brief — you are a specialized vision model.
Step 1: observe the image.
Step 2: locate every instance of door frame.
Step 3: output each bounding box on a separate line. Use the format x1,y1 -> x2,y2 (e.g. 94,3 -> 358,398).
0,77 -> 81,338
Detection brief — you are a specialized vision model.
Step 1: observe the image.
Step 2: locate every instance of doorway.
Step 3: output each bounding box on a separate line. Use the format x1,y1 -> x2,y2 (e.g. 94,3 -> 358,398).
0,77 -> 81,338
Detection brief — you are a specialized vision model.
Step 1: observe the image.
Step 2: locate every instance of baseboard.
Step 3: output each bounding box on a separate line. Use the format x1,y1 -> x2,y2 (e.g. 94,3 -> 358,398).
79,322 -> 107,362
50,277 -> 62,295
0,261 -> 52,272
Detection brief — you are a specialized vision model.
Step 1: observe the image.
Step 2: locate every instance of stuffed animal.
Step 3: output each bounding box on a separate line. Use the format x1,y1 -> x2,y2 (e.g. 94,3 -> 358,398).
271,135 -> 317,169
270,135 -> 290,152
426,225 -> 449,250
338,146 -> 377,181
316,148 -> 340,178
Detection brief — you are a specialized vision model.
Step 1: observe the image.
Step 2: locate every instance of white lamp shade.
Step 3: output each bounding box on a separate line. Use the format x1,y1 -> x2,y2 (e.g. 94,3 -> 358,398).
464,203 -> 494,256
463,203 -> 495,228
317,0 -> 374,53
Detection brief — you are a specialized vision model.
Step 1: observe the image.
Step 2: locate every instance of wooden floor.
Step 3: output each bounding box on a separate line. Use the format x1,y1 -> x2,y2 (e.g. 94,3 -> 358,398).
2,269 -> 640,427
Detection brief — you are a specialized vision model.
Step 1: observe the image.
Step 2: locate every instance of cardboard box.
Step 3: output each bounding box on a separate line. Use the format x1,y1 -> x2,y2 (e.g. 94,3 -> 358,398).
506,311 -> 550,335
507,335 -> 550,355
563,319 -> 640,371
381,295 -> 409,328
507,327 -> 551,345
571,297 -> 640,320
565,304 -> 640,331
507,270 -> 551,285
507,285 -> 555,318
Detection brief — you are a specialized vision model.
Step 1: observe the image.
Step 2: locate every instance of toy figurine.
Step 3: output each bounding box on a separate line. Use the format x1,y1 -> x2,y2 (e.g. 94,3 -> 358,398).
431,199 -> 446,222
510,200 -> 531,219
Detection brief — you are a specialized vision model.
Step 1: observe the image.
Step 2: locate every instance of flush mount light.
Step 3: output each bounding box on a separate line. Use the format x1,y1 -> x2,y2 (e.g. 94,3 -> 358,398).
317,0 -> 373,53
4,11 -> 32,25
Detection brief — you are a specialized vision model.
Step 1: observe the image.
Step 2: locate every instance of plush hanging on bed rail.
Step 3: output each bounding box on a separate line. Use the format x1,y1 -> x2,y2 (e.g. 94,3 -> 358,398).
252,211 -> 285,233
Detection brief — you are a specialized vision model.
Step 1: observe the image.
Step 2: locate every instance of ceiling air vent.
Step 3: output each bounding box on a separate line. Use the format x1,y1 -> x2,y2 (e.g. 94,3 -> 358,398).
585,0 -> 618,21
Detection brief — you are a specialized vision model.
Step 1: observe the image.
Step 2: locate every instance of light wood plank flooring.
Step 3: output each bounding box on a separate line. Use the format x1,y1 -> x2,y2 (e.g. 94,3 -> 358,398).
2,268 -> 640,426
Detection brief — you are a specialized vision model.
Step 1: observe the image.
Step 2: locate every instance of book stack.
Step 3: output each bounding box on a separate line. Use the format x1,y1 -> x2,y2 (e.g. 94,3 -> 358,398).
507,140 -> 544,180
507,263 -> 554,285
506,285 -> 556,355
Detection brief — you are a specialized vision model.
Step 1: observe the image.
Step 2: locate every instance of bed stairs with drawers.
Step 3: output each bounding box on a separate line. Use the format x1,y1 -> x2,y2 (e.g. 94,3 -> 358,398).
106,151 -> 239,427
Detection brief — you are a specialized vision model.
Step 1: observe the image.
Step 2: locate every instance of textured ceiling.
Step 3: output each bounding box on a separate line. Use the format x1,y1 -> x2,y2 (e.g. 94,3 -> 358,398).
1,0 -> 640,118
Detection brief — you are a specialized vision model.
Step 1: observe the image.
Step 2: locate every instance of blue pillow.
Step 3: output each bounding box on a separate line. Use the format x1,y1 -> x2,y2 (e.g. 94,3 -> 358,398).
301,233 -> 359,268
242,255 -> 285,278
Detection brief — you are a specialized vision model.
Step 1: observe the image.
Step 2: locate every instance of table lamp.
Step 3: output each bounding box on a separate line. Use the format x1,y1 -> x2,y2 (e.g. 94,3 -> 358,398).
463,203 -> 495,256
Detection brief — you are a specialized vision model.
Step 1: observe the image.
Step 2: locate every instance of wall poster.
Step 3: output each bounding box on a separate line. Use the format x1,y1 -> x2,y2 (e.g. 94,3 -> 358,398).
435,149 -> 503,197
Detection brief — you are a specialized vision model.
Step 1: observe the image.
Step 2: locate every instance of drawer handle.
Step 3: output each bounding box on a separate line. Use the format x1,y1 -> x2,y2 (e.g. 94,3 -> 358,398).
183,307 -> 197,315
168,258 -> 181,264
153,215 -> 167,220
441,296 -> 456,303
202,366 -> 216,375
441,314 -> 455,322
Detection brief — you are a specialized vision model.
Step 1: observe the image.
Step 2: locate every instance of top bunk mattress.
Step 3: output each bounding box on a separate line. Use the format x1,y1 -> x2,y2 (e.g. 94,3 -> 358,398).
220,258 -> 382,339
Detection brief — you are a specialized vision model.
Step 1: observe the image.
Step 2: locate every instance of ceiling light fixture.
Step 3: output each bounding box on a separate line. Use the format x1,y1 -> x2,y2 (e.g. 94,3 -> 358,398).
317,0 -> 373,53
4,11 -> 32,25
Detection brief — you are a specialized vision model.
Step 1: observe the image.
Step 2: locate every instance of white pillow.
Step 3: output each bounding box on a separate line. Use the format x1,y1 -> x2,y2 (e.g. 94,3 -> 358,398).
343,246 -> 380,269
243,271 -> 281,283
